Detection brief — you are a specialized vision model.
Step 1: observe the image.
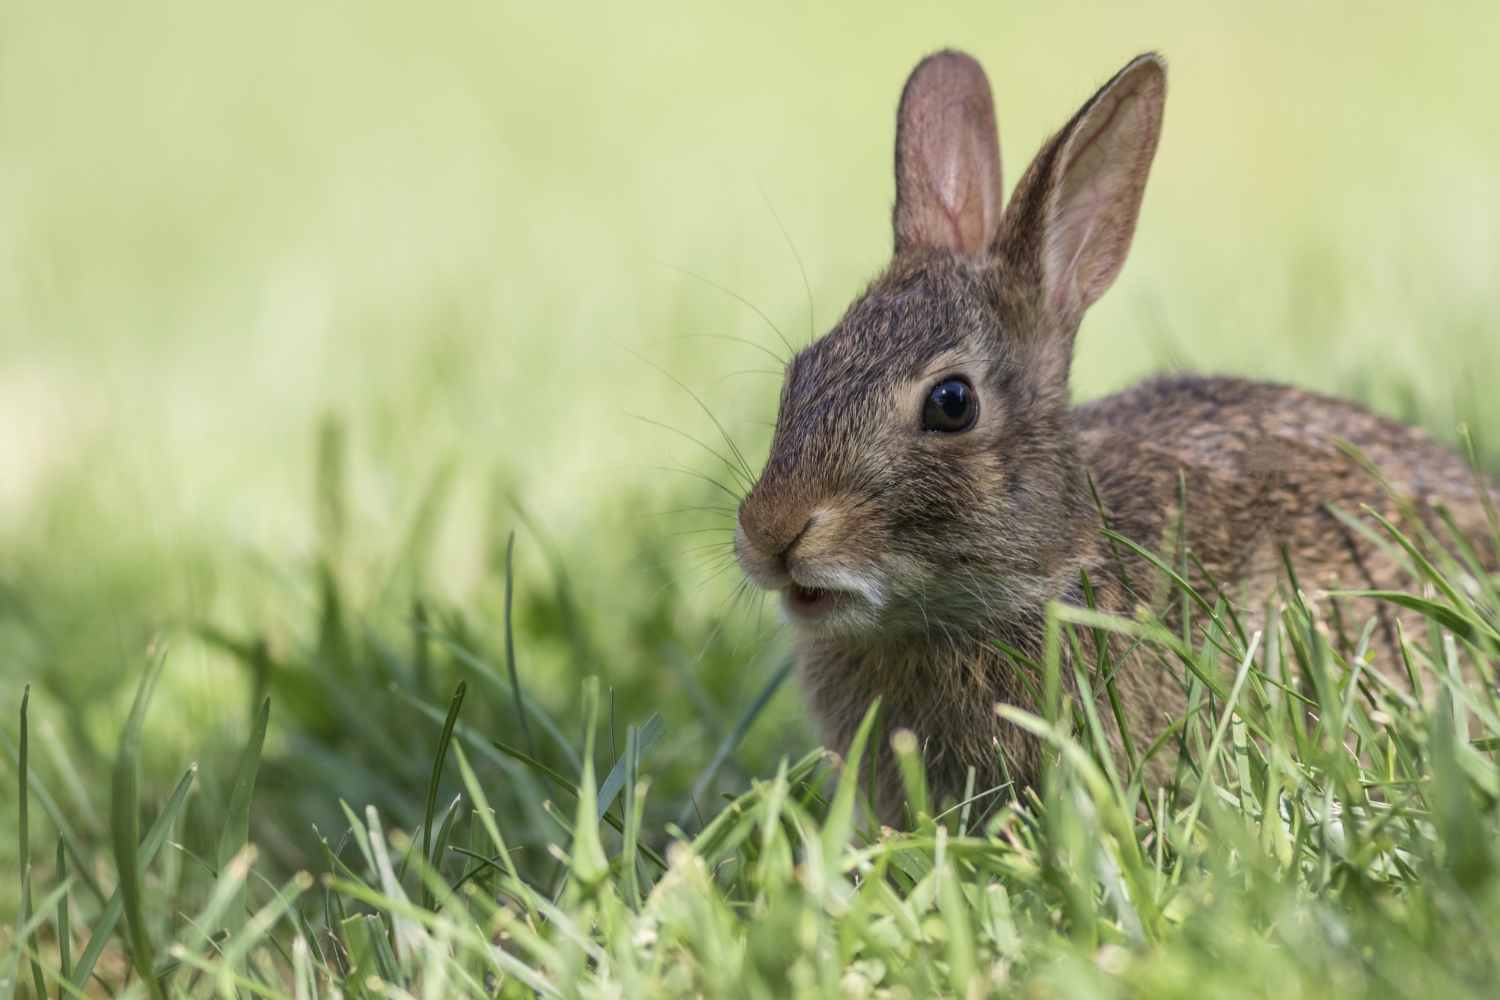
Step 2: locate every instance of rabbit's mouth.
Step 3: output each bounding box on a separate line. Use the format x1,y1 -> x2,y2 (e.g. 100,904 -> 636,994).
772,567 -> 888,633
783,583 -> 841,622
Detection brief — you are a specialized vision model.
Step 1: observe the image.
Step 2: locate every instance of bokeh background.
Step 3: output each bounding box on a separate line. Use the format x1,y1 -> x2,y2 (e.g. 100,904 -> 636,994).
3,0 -> 1500,895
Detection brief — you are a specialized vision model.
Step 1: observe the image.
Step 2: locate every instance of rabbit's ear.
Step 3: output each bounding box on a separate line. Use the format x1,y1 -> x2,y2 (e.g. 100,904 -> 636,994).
893,50 -> 1003,257
999,54 -> 1165,324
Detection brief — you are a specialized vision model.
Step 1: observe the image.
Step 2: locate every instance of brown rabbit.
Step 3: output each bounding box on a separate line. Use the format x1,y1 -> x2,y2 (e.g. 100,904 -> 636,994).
734,50 -> 1499,819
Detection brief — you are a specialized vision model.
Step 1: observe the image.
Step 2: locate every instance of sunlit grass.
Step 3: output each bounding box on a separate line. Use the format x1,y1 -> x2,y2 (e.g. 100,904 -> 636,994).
8,504 -> 1500,997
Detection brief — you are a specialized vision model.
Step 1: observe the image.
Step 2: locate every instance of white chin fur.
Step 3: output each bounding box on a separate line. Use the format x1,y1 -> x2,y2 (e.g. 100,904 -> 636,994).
778,592 -> 882,636
775,569 -> 888,635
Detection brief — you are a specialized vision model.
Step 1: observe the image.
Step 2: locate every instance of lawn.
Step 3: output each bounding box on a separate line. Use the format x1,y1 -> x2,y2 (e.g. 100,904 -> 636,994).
3,1 -> 1500,996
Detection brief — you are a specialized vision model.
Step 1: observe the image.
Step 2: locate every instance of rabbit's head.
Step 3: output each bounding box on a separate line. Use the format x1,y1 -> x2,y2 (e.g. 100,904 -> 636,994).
736,51 -> 1166,638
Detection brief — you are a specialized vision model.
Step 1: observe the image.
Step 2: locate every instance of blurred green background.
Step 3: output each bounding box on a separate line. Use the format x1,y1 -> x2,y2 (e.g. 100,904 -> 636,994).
3,0 -> 1499,889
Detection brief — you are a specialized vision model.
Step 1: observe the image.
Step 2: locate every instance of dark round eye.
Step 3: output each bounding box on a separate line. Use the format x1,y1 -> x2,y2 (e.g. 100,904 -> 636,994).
922,378 -> 977,433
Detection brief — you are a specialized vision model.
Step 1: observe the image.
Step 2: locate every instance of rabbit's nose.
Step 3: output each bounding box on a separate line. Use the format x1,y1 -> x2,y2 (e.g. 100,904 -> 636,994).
735,505 -> 816,585
768,515 -> 815,572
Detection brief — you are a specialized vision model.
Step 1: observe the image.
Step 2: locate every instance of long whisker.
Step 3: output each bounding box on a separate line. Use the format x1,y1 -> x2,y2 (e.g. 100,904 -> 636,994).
707,369 -> 784,390
644,462 -> 745,504
757,177 -> 816,346
623,528 -> 734,567
645,259 -> 794,359
635,504 -> 740,521
613,340 -> 760,488
651,332 -> 788,367
622,412 -> 755,492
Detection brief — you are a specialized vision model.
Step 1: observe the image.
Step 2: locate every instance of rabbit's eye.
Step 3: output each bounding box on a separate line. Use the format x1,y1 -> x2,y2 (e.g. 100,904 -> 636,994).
922,378 -> 977,433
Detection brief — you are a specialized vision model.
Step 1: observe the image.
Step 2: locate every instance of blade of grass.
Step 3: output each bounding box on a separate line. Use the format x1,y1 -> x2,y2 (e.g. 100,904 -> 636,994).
490,738 -> 581,798
620,724 -> 647,908
892,730 -> 931,828
217,697 -> 270,944
421,627 -> 580,772
19,873 -> 44,1000
677,655 -> 795,829
431,793 -> 462,884
570,678 -> 608,889
1335,590 -> 1498,646
55,837 -> 71,986
452,744 -> 535,919
0,729 -> 103,904
596,712 -> 663,821
340,913 -> 381,993
17,686 -> 47,1000
822,698 -> 881,878
1080,569 -> 1140,778
1101,527 -> 1247,657
3,879 -> 77,1000
1180,632 -> 1263,838
422,682 -> 466,909
504,532 -> 545,778
71,763 -> 195,990
110,647 -> 168,1000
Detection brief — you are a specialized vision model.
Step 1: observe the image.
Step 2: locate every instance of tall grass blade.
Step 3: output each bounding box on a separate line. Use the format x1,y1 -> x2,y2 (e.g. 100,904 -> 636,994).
419,630 -> 581,771
504,531 -> 545,775
1338,589 -> 1498,645
16,686 -> 47,1000
0,730 -> 103,904
620,724 -> 647,908
596,711 -> 663,820
55,837 -> 71,986
571,678 -> 609,889
422,681 -> 466,908
216,696 -> 270,943
677,655 -> 794,828
109,648 -> 168,1000
71,764 -> 195,990
452,744 -> 533,917
891,730 -> 931,827
822,698 -> 880,875
431,793 -> 462,883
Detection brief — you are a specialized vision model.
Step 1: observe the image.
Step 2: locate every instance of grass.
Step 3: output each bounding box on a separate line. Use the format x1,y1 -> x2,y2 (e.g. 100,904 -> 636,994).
5,0 -> 1500,996
6,494 -> 1500,997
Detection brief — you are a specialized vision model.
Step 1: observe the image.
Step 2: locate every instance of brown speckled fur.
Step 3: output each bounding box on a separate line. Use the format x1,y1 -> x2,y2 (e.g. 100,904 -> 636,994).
734,51 -> 1499,822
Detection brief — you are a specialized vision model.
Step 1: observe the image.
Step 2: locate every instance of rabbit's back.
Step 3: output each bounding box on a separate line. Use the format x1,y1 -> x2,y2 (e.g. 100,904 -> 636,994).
1078,375 -> 1497,658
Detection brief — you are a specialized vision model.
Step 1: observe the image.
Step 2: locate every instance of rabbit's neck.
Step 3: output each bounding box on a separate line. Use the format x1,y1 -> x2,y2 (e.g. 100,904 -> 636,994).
796,531 -> 1130,817
797,611 -> 1066,815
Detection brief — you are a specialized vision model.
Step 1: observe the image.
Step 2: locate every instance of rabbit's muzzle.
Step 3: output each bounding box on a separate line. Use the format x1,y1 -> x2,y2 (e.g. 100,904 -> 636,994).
735,500 -> 889,634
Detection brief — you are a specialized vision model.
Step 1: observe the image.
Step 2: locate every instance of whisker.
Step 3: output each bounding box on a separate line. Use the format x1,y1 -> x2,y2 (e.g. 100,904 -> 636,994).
644,258 -> 794,359
646,461 -> 746,504
757,177 -> 816,347
613,339 -> 760,488
633,503 -> 740,521
649,331 -> 788,367
707,369 -> 784,390
623,412 -> 756,492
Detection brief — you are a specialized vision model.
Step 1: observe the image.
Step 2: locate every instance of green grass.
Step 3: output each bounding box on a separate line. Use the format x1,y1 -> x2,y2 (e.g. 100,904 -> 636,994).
4,0 -> 1500,996
7,504 -> 1500,997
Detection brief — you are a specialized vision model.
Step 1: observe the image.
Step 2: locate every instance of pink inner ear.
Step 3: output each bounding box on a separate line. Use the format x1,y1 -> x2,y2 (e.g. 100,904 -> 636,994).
916,93 -> 1002,255
1044,62 -> 1164,315
894,51 -> 1003,257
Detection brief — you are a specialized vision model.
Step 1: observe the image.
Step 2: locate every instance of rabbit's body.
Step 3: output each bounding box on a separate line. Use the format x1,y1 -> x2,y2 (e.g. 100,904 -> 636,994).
800,372 -> 1497,817
733,50 -> 1498,820
1079,375 -> 1495,643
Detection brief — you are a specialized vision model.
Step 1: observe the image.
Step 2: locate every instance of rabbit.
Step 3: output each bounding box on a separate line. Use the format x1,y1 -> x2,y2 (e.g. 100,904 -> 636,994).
733,50 -> 1500,822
